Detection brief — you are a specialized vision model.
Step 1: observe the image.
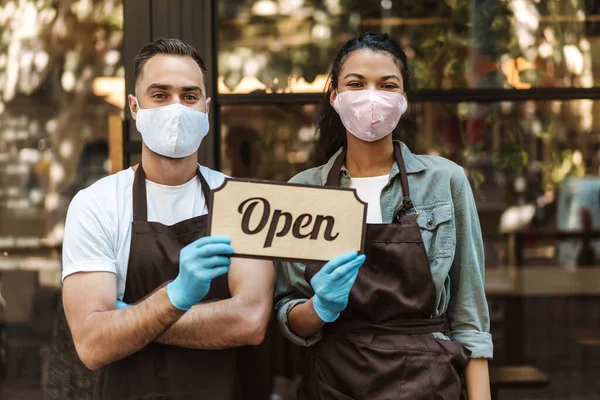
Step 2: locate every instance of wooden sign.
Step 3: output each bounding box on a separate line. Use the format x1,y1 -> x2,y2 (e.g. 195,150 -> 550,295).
208,179 -> 367,263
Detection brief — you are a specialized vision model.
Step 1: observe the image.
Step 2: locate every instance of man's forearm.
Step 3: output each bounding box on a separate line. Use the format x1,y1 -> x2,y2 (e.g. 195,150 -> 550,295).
70,287 -> 184,370
154,296 -> 268,349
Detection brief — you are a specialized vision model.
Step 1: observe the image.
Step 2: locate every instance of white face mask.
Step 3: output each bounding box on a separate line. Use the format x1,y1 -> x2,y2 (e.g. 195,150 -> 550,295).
134,99 -> 210,159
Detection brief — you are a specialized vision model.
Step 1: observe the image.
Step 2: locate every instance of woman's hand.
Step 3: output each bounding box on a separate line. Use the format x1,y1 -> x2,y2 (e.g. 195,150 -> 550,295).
287,252 -> 366,339
310,252 -> 366,322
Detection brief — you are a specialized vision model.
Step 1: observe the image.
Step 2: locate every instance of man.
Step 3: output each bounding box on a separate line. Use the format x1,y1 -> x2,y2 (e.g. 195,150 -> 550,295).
62,38 -> 274,399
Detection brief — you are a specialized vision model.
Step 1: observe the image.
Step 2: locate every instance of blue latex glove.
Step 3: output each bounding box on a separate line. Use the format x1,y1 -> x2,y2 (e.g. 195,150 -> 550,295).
310,252 -> 366,323
167,236 -> 233,311
115,300 -> 130,310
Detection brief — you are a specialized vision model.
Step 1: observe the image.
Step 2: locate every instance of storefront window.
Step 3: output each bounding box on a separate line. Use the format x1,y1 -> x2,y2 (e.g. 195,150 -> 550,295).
0,1 -> 123,397
218,0 -> 600,93
0,0 -> 124,250
408,99 -> 600,269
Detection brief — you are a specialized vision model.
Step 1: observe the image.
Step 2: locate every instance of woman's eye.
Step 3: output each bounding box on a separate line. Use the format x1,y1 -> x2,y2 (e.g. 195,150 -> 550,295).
348,82 -> 363,88
382,84 -> 398,89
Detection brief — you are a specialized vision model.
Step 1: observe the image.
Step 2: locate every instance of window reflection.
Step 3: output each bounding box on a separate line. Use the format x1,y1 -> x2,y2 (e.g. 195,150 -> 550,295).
219,0 -> 600,93
0,1 -> 123,398
220,104 -> 317,181
0,0 -> 123,250
408,99 -> 600,270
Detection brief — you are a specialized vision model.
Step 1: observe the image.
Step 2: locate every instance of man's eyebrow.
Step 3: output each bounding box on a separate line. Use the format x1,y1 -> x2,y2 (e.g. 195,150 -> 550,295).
380,74 -> 401,82
343,73 -> 365,80
182,86 -> 202,92
146,83 -> 171,92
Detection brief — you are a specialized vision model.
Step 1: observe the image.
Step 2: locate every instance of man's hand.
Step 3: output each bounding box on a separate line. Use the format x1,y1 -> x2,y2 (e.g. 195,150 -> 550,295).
167,236 -> 233,310
153,257 -> 275,349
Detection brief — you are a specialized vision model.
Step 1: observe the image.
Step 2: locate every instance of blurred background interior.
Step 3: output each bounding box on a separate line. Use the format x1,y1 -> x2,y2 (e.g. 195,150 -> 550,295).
0,0 -> 599,399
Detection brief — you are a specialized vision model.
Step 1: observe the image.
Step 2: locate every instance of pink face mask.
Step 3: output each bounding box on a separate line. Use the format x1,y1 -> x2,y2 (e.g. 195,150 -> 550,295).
332,90 -> 408,142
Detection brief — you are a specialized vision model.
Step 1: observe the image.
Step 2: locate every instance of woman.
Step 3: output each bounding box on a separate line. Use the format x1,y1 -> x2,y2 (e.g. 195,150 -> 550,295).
275,33 -> 492,399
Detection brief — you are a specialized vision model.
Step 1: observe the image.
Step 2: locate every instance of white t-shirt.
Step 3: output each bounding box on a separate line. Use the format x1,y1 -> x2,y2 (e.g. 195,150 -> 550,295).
62,165 -> 227,300
349,175 -> 389,224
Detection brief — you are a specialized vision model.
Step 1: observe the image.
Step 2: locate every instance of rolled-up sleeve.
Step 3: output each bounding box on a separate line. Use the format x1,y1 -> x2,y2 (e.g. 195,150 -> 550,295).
447,173 -> 493,359
274,260 -> 322,346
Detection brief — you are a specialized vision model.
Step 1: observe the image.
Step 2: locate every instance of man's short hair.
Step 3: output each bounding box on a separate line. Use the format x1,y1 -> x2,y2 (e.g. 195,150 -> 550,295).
134,37 -> 207,83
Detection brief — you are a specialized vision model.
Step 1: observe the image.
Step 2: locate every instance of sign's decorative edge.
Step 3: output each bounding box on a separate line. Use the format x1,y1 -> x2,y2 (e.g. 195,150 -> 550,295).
207,177 -> 368,263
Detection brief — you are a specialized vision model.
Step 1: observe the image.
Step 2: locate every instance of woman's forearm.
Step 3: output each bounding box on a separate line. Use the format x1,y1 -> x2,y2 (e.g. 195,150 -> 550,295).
465,358 -> 491,400
288,298 -> 326,337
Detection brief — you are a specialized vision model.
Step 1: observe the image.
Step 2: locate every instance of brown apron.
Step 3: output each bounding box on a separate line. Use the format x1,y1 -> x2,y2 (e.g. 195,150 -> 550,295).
300,143 -> 471,400
94,165 -> 239,400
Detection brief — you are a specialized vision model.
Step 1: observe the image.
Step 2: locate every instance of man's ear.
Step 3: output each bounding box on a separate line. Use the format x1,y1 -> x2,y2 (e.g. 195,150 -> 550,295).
128,94 -> 139,120
206,97 -> 211,116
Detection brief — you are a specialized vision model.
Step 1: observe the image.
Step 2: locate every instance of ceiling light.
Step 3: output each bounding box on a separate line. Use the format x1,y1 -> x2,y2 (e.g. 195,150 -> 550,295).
252,0 -> 278,16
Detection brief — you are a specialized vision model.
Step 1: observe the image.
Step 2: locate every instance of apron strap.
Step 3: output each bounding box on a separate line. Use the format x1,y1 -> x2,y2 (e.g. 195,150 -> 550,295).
392,142 -> 417,217
132,164 -> 212,222
198,167 -> 212,211
132,164 -> 148,222
324,142 -> 416,216
325,148 -> 347,187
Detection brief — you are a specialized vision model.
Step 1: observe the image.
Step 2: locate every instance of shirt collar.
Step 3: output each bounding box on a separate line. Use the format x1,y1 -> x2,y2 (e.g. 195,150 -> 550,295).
320,140 -> 427,185
399,141 -> 427,174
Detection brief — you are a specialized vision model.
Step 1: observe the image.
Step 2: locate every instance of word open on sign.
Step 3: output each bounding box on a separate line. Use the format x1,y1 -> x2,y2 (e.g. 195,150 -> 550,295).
208,179 -> 367,263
